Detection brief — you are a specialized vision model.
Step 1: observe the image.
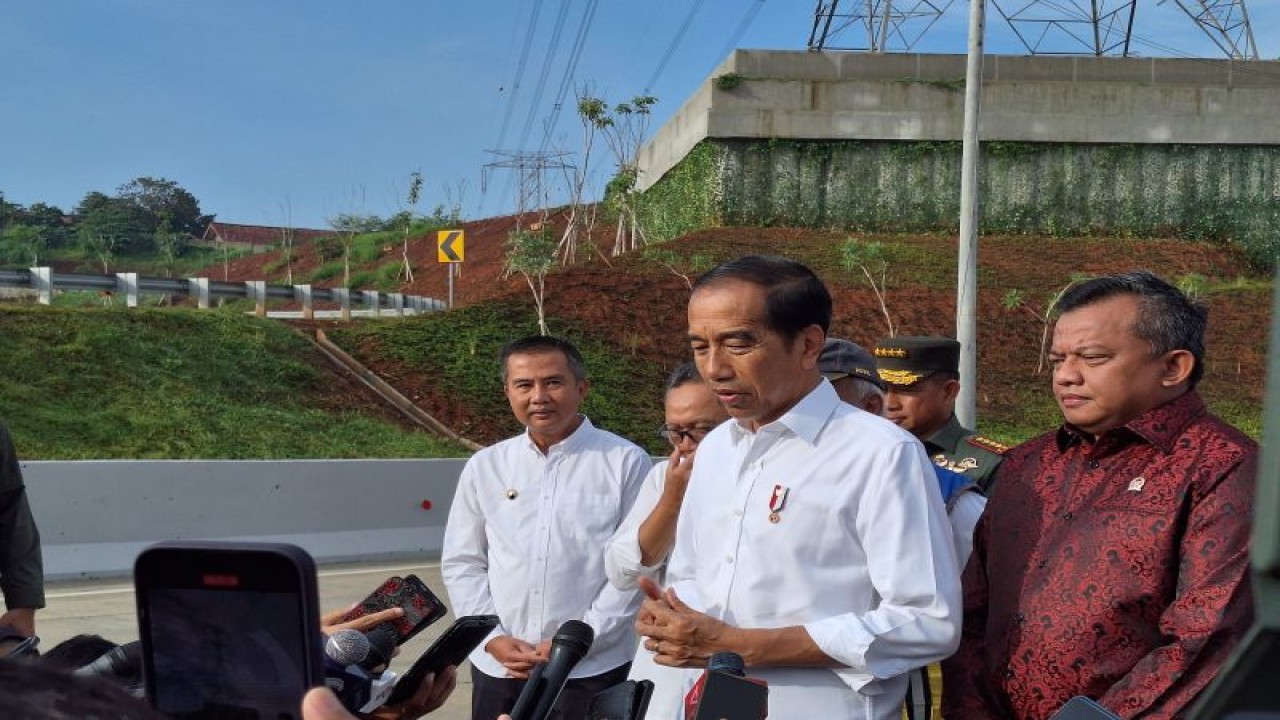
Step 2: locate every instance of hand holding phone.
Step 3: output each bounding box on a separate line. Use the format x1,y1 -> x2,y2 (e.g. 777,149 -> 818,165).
385,614 -> 499,706
339,574 -> 448,646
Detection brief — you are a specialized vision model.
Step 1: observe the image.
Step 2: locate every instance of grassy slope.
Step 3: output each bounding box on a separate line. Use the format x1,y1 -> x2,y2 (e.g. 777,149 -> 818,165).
0,306 -> 468,459
327,302 -> 668,453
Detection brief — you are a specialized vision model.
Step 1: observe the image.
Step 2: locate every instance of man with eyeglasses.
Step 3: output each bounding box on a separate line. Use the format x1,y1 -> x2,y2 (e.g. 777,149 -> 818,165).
874,336 -> 1006,493
604,361 -> 729,720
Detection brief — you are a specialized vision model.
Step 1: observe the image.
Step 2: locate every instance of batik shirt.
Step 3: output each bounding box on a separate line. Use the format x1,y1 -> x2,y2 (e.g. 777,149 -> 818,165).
943,391 -> 1257,720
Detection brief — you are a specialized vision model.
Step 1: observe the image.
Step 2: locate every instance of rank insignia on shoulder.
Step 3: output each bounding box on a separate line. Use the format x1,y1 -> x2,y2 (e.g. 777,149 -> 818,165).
965,435 -> 1010,455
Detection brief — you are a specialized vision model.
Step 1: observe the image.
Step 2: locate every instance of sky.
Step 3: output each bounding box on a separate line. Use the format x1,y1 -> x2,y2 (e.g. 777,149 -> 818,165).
2,1 -> 1278,230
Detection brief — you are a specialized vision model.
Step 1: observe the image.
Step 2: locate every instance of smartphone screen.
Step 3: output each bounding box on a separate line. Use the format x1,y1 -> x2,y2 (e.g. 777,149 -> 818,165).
136,542 -> 324,720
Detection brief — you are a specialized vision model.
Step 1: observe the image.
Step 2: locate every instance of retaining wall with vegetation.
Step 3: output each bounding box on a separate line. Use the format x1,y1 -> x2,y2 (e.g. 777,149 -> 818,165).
636,51 -> 1280,267
639,139 -> 1280,266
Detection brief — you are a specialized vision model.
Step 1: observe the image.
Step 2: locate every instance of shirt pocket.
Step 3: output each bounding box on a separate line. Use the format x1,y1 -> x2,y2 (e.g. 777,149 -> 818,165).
567,493 -> 621,540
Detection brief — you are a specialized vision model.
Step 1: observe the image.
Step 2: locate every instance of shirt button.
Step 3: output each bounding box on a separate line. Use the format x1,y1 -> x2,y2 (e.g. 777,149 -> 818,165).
732,508 -> 743,517
1004,669 -> 1015,679
1063,511 -> 1074,521
725,556 -> 734,564
1014,612 -> 1025,623
1036,560 -> 1047,569
1088,460 -> 1100,469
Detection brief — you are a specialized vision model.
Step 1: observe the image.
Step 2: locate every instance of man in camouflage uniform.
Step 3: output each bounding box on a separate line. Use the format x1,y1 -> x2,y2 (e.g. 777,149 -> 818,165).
874,336 -> 1005,493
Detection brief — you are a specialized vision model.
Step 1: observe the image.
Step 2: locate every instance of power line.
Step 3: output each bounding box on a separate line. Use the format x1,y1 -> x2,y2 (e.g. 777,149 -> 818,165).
715,0 -> 769,64
494,0 -> 546,155
517,0 -> 574,152
644,0 -> 709,93
539,0 -> 602,154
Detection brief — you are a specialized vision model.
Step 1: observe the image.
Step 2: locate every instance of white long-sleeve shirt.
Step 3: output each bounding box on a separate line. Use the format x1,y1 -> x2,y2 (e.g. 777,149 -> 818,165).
665,380 -> 962,720
441,417 -> 651,679
604,460 -> 671,590
604,459 -> 697,720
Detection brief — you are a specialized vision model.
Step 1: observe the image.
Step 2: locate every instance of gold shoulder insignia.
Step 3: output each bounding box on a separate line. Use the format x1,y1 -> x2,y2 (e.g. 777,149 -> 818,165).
965,435 -> 1009,455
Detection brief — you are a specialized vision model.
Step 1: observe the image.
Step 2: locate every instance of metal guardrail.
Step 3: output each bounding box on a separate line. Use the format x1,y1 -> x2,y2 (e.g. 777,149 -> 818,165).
0,267 -> 448,316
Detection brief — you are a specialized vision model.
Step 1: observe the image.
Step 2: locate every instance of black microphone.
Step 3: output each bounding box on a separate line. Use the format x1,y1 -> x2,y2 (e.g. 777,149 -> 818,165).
74,640 -> 143,687
509,620 -> 595,720
362,625 -> 397,672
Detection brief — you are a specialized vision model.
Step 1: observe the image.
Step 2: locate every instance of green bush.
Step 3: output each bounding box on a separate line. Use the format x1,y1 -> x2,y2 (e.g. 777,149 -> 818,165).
307,261 -> 345,283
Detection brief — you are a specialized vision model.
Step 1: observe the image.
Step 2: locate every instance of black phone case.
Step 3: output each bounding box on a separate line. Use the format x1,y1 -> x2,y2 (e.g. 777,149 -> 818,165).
134,541 -> 325,716
588,679 -> 655,720
385,614 -> 499,706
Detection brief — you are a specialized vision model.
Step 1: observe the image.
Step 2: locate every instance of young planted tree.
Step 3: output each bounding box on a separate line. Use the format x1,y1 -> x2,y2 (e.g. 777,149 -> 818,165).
840,237 -> 897,338
1001,279 -> 1081,374
399,172 -> 423,284
154,215 -> 183,277
2,225 -> 46,266
504,226 -> 557,335
556,93 -> 609,265
328,212 -> 382,288
598,95 -> 657,256
80,233 -> 118,274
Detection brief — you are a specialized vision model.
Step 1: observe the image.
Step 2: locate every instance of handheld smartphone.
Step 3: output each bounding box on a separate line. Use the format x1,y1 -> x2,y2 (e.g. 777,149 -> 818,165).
340,574 -> 448,645
588,679 -> 655,720
384,614 -> 499,706
134,541 -> 325,720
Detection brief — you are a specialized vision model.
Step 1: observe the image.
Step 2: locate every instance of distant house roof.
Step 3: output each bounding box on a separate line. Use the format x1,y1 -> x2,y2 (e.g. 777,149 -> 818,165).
200,222 -> 335,247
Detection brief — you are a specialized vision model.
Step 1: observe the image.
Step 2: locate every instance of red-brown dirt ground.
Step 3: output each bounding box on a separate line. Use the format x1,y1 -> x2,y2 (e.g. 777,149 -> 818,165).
211,213 -> 1270,446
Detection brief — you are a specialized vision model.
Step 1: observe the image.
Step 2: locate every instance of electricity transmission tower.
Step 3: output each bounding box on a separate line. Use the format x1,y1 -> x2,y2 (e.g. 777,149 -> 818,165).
807,0 -> 1259,59
809,0 -> 954,52
1167,0 -> 1258,60
481,150 -> 575,228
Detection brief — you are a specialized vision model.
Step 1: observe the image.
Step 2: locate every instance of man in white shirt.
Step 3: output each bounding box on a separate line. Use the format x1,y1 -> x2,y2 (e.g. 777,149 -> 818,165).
635,256 -> 962,720
441,335 -> 652,720
604,361 -> 729,719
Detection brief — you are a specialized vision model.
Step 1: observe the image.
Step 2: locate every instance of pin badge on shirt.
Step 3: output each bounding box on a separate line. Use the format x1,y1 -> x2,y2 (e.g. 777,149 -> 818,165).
506,489 -> 519,500
768,484 -> 789,523
1127,477 -> 1146,493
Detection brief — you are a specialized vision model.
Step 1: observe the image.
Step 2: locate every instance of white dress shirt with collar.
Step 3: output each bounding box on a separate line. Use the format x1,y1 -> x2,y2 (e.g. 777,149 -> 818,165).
441,416 -> 652,680
604,459 -> 671,591
665,380 -> 962,720
604,459 -> 698,720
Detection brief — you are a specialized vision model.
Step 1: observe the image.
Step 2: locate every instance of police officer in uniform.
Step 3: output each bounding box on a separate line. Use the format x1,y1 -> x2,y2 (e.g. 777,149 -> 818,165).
873,336 -> 1006,493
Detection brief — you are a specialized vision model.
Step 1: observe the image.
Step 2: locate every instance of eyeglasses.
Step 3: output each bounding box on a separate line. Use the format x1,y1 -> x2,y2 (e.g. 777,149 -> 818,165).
656,425 -> 717,445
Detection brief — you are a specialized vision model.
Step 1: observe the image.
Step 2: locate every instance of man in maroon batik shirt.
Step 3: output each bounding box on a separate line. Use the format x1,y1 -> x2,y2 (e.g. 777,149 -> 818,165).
943,271 -> 1257,720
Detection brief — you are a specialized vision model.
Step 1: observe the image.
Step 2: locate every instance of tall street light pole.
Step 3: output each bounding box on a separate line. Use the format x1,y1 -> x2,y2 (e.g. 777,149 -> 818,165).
956,0 -> 986,429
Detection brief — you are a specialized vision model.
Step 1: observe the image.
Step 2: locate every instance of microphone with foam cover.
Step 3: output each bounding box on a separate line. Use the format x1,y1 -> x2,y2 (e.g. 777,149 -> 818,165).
509,620 -> 595,720
325,629 -> 371,666
324,630 -> 373,711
